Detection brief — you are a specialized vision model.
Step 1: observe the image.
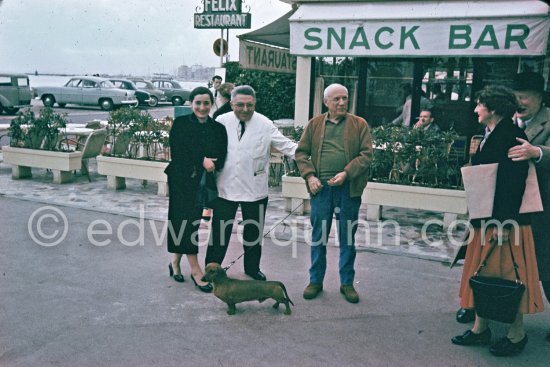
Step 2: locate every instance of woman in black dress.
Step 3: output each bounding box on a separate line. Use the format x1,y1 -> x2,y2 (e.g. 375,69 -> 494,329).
165,86 -> 227,292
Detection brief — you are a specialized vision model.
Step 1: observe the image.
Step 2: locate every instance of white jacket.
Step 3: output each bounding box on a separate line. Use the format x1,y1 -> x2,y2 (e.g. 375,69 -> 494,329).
216,111 -> 297,201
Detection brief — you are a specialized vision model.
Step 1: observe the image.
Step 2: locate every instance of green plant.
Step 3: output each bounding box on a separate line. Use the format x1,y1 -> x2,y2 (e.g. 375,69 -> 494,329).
8,107 -> 69,151
225,61 -> 295,120
105,107 -> 170,161
368,126 -> 464,189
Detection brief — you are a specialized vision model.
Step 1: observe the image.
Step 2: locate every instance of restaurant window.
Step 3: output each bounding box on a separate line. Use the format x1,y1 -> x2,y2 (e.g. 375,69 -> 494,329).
312,57 -> 358,116
422,57 -> 474,135
361,59 -> 414,128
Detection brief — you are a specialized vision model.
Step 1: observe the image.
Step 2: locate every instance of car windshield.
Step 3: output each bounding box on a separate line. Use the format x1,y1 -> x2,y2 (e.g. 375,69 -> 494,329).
65,79 -> 81,87
171,81 -> 182,89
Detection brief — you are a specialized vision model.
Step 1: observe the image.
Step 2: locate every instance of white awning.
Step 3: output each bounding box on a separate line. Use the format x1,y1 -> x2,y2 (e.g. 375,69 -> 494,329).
289,0 -> 550,57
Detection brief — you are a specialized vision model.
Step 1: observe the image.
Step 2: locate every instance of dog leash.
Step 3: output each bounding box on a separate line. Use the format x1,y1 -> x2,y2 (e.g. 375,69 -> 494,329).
223,201 -> 304,272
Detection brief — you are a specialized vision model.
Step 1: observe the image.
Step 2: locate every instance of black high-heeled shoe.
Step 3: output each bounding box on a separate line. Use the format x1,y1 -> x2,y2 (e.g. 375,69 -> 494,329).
168,263 -> 184,283
191,274 -> 213,293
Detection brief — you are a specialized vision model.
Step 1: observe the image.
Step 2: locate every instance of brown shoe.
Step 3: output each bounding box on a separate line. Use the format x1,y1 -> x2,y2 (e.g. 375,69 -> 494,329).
340,285 -> 359,303
303,283 -> 323,299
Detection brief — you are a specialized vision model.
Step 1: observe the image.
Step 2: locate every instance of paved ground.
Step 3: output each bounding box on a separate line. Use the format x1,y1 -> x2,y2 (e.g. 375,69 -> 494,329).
1,154 -> 549,366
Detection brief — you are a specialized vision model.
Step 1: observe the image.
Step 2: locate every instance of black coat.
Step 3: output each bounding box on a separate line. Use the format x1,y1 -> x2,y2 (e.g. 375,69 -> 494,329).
470,118 -> 529,227
213,101 -> 232,120
165,113 -> 228,254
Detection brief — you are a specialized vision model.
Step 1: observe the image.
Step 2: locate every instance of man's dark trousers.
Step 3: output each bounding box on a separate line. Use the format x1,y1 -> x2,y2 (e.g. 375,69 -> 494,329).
205,197 -> 268,273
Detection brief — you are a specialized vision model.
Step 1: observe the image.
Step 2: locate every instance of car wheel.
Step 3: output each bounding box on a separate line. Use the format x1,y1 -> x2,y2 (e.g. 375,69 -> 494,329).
4,107 -> 20,115
172,96 -> 183,106
57,103 -> 66,108
42,95 -> 55,107
99,99 -> 114,111
148,96 -> 158,107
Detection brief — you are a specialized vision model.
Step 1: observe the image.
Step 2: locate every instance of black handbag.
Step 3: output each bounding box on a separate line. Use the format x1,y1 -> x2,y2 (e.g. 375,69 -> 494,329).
197,171 -> 219,208
469,237 -> 525,324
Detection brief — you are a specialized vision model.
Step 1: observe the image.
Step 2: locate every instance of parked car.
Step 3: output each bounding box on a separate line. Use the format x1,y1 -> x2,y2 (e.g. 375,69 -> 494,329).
0,73 -> 32,115
150,78 -> 191,106
34,76 -> 137,111
128,78 -> 166,107
109,78 -> 150,107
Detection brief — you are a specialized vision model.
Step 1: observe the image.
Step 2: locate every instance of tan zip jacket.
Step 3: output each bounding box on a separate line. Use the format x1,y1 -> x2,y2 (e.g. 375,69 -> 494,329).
295,112 -> 373,198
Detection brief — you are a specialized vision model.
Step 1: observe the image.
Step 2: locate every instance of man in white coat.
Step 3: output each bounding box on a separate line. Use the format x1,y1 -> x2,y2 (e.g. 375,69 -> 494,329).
205,85 -> 297,280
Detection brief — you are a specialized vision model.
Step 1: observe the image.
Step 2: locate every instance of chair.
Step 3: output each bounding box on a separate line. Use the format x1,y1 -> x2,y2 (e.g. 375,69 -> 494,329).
447,136 -> 467,166
269,152 -> 285,187
78,129 -> 108,182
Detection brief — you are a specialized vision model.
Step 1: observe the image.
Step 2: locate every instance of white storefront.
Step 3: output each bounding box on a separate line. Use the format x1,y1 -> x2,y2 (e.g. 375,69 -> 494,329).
286,0 -> 550,126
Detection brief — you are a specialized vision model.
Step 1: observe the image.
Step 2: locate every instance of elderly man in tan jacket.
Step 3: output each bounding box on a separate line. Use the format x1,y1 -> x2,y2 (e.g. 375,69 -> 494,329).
295,83 -> 373,303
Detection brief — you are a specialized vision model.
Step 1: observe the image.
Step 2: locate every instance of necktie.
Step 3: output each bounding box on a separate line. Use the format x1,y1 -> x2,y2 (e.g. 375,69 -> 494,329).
239,120 -> 246,140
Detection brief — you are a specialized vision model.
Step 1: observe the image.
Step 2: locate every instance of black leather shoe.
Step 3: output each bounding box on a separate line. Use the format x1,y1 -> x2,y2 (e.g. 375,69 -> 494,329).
245,270 -> 266,281
489,335 -> 528,357
191,275 -> 213,293
456,308 -> 475,324
451,329 -> 492,346
168,263 -> 184,283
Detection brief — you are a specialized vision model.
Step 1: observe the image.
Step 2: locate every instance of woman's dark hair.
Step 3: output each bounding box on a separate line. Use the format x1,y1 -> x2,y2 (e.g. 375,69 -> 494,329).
475,85 -> 518,119
189,86 -> 214,104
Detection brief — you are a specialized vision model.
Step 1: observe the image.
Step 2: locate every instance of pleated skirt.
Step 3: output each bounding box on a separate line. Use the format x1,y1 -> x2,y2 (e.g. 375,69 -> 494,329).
459,225 -> 544,315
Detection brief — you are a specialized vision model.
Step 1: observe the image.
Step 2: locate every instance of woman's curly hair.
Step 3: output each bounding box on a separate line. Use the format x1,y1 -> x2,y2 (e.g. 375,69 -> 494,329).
475,85 -> 518,119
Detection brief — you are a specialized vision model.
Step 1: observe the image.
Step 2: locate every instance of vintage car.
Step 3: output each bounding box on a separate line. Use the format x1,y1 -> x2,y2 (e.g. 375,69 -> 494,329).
109,78 -> 152,107
127,78 -> 166,107
150,78 -> 191,106
34,76 -> 137,111
0,73 -> 32,115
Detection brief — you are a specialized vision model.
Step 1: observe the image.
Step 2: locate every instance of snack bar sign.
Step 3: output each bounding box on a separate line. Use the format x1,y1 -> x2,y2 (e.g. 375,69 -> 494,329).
194,0 -> 251,29
290,18 -> 550,56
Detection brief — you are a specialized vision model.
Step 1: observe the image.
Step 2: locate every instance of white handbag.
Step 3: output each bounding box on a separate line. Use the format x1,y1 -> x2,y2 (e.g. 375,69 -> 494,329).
461,161 -> 543,219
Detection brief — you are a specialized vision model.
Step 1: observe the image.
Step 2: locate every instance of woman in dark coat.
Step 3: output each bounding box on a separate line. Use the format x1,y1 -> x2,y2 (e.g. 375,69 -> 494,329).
452,85 -> 544,356
212,82 -> 234,120
165,86 -> 227,292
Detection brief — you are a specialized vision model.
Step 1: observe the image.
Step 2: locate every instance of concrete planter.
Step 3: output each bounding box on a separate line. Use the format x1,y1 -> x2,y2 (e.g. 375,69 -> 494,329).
281,175 -> 310,214
2,146 -> 82,183
97,156 -> 169,196
280,176 -> 467,228
363,182 -> 467,228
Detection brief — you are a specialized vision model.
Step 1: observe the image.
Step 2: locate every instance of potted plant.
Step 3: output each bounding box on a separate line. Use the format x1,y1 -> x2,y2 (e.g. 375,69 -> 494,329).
3,107 -> 83,183
280,125 -> 468,226
364,126 -> 467,228
96,108 -> 171,195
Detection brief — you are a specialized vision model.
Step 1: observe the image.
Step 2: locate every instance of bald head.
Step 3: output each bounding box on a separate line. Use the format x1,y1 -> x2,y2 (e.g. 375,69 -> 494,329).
323,83 -> 349,120
323,84 -> 348,99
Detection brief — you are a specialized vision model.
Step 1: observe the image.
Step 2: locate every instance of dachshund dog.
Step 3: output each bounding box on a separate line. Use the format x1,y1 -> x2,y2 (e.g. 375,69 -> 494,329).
202,263 -> 294,315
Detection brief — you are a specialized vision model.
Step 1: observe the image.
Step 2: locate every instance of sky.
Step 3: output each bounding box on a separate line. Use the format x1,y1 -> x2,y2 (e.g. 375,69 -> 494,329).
0,0 -> 291,76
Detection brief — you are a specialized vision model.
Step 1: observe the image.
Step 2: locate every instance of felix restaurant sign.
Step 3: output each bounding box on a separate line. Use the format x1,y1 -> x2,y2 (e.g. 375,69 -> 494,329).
290,18 -> 550,56
194,0 -> 251,29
